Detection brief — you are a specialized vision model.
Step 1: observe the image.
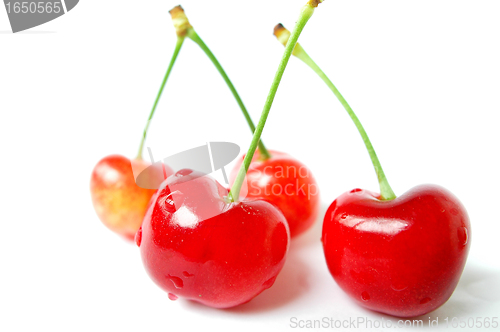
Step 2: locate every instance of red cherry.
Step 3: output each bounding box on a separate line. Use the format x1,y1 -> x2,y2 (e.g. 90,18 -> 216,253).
138,169 -> 290,308
230,150 -> 320,237
90,154 -> 173,240
322,185 -> 471,317
270,26 -> 473,316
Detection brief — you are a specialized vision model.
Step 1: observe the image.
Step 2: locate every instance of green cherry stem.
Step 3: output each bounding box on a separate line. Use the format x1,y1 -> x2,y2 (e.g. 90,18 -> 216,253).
187,29 -> 271,160
229,1 -> 320,202
273,25 -> 396,200
170,5 -> 270,160
137,36 -> 185,160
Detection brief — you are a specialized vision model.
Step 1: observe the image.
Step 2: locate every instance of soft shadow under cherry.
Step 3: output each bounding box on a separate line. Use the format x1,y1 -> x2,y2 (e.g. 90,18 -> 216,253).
182,242 -> 310,314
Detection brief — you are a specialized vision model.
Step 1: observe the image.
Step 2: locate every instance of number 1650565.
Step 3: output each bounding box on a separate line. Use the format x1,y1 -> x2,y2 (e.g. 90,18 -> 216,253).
5,2 -> 62,14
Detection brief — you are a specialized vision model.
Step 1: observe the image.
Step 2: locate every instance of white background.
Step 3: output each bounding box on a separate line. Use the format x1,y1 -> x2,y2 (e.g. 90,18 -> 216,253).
1,0 -> 499,331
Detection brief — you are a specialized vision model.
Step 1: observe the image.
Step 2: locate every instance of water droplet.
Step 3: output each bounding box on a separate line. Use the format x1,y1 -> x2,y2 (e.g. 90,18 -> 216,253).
457,226 -> 468,246
420,297 -> 431,304
340,213 -> 348,220
182,271 -> 194,278
361,291 -> 370,301
135,228 -> 142,247
158,192 -> 179,215
350,189 -> 362,194
167,275 -> 184,289
391,282 -> 408,291
168,293 -> 178,301
176,169 -> 193,177
262,276 -> 277,289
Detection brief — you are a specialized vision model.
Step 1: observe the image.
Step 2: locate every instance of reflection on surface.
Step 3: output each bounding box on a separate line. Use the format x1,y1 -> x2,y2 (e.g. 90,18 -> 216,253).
342,216 -> 409,236
173,206 -> 199,228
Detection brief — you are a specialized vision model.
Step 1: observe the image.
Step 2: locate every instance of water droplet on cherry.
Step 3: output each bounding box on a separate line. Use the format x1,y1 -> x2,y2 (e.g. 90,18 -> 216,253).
167,275 -> 184,289
183,271 -> 194,277
350,189 -> 362,194
176,169 -> 193,177
262,276 -> 277,289
340,213 -> 348,220
420,297 -> 431,304
390,282 -> 408,291
135,227 -> 142,247
457,226 -> 468,246
361,291 -> 370,301
168,293 -> 178,301
158,192 -> 178,214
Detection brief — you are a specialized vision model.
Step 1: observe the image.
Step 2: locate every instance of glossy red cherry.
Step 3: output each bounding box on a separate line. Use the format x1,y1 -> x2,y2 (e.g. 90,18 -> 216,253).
230,150 -> 320,237
322,185 -> 471,317
90,155 -> 173,240
272,23 -> 472,316
138,169 -> 290,308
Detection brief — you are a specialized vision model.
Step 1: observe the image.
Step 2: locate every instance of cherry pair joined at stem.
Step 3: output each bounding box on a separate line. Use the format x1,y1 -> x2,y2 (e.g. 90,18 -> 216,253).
91,5 -> 320,240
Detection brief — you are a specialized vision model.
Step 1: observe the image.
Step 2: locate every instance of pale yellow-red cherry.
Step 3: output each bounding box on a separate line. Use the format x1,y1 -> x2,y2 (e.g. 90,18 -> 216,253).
90,155 -> 171,240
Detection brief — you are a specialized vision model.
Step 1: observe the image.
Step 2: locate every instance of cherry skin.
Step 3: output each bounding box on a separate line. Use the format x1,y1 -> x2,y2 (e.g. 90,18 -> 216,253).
322,184 -> 471,317
138,169 -> 290,308
90,154 -> 173,240
230,150 -> 320,237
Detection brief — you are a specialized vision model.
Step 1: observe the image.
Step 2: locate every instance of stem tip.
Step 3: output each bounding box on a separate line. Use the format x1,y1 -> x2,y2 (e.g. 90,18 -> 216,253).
307,0 -> 323,8
169,5 -> 192,36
